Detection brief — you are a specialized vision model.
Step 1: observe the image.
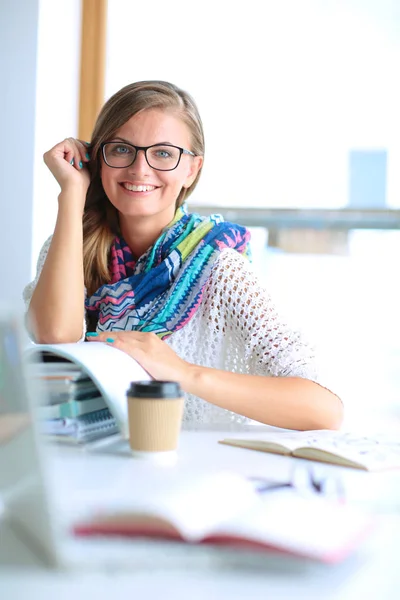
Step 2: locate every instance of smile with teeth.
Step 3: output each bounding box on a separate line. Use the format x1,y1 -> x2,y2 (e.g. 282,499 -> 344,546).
122,183 -> 157,192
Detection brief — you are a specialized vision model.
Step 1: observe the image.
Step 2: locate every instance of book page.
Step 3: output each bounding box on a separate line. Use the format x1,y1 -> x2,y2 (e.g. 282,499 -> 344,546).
26,343 -> 150,437
208,489 -> 373,563
297,433 -> 400,471
221,430 -> 335,453
221,430 -> 400,471
73,470 -> 259,542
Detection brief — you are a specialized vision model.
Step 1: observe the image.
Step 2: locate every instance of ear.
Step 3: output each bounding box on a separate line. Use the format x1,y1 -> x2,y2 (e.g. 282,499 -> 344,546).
182,156 -> 203,189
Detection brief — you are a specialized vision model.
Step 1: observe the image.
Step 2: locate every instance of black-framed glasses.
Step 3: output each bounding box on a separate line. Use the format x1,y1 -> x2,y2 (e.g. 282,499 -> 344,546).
101,141 -> 196,171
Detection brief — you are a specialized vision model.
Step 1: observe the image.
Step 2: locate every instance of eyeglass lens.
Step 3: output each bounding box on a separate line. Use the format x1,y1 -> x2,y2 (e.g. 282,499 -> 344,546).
103,142 -> 181,170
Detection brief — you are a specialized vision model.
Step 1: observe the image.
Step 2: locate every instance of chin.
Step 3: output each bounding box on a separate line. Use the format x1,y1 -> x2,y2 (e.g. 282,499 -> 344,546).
117,204 -> 163,219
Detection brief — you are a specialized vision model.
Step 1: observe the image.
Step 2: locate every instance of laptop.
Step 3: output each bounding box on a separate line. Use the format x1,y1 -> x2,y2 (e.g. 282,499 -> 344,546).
0,311 -> 62,566
0,311 -> 235,570
0,311 -> 191,569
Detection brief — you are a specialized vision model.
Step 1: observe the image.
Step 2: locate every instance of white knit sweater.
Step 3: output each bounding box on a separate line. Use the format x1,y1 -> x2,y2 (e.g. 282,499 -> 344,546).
23,238 -> 335,425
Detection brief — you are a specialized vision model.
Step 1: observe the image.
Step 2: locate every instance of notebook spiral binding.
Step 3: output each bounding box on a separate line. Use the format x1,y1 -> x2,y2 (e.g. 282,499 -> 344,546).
42,408 -> 119,443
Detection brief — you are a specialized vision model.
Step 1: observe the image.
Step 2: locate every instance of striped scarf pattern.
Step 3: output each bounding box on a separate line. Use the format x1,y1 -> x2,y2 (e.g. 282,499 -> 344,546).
85,204 -> 251,339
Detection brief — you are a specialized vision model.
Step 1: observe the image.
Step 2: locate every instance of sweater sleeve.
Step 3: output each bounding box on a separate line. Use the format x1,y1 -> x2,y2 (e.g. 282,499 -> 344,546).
22,236 -> 87,342
201,249 -> 341,399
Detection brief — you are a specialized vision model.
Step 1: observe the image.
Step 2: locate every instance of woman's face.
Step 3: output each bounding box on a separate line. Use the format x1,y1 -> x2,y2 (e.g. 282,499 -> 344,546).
100,109 -> 202,224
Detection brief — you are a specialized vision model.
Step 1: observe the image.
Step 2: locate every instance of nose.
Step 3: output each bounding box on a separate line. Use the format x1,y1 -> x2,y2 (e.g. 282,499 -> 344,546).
127,149 -> 151,176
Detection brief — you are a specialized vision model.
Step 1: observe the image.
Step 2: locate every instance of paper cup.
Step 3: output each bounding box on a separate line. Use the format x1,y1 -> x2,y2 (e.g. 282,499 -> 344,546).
127,381 -> 184,460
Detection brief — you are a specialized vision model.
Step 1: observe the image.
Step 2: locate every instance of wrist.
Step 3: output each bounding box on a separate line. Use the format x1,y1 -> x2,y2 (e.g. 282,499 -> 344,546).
59,183 -> 88,197
58,188 -> 87,214
179,362 -> 207,395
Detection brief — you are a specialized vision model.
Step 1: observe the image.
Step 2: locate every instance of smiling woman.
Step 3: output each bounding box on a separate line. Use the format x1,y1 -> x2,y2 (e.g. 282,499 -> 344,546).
23,80 -> 343,430
98,108 -> 203,256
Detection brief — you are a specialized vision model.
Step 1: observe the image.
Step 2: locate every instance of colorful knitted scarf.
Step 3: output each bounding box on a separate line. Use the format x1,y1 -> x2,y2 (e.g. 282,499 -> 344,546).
85,204 -> 251,339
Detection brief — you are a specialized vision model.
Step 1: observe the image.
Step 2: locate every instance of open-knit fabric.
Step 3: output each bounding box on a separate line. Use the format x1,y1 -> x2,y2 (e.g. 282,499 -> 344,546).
23,239 -> 335,426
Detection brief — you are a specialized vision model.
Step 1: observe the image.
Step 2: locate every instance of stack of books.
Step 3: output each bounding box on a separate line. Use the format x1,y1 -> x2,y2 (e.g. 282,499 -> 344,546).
30,353 -> 119,444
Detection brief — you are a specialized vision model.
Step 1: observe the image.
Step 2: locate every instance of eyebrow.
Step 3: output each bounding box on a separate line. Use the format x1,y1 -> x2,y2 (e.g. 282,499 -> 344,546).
111,136 -> 176,146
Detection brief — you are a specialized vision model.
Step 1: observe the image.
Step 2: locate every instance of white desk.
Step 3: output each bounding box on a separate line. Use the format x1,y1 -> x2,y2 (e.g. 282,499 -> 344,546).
49,425 -> 400,515
1,425 -> 400,600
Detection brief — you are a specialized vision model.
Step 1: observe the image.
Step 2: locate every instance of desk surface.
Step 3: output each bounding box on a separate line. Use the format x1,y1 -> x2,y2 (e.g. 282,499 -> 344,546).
49,426 -> 400,515
2,426 -> 400,600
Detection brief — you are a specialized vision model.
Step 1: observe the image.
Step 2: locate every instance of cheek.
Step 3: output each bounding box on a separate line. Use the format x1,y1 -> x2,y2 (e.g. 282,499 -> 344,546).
100,171 -> 116,199
162,171 -> 188,193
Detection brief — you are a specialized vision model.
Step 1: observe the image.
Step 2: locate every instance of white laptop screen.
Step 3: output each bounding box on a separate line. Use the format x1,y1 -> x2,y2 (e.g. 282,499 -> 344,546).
0,320 -> 32,451
0,314 -> 58,566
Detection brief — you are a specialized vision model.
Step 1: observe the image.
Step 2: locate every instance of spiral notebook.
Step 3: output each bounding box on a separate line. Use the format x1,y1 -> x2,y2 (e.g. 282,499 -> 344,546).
41,408 -> 119,444
25,342 -> 151,438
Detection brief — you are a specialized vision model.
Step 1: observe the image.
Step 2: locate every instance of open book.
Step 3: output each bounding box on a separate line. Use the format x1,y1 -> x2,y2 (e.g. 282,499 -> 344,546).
72,470 -> 372,564
219,430 -> 400,471
25,342 -> 151,438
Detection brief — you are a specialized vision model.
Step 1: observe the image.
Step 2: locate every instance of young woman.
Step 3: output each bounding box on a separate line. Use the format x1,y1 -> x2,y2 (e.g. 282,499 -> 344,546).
24,80 -> 343,430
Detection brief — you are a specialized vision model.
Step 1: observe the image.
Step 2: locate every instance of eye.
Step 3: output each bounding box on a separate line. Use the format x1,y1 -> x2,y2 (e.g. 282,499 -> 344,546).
148,145 -> 179,161
106,143 -> 134,157
114,144 -> 132,155
155,149 -> 172,159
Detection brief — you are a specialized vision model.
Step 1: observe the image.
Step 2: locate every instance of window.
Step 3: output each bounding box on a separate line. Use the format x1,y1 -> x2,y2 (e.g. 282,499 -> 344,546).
106,0 -> 400,209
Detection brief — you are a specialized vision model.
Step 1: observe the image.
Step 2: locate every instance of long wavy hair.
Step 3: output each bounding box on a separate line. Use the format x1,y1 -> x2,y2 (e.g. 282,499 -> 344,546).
83,81 -> 205,297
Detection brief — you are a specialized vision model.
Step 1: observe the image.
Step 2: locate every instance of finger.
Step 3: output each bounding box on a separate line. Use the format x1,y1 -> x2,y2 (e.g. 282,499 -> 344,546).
85,331 -> 148,345
60,139 -> 79,170
86,332 -> 106,342
108,331 -> 148,344
76,139 -> 91,164
44,140 -> 75,167
64,148 -> 75,168
101,334 -> 144,354
65,138 -> 86,170
86,332 -> 123,343
107,337 -> 149,363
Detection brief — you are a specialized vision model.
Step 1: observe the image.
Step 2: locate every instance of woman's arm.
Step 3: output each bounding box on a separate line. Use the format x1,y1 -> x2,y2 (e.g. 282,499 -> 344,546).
27,139 -> 90,343
180,366 -> 343,430
87,330 -> 343,431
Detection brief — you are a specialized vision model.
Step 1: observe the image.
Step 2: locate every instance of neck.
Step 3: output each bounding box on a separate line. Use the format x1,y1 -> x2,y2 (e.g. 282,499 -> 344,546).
119,209 -> 176,257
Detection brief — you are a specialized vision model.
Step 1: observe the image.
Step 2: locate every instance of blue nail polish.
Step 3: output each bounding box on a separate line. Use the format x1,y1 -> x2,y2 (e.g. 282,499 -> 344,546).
106,337 -> 115,343
79,161 -> 83,169
86,332 -> 98,337
70,158 -> 74,165
85,153 -> 90,159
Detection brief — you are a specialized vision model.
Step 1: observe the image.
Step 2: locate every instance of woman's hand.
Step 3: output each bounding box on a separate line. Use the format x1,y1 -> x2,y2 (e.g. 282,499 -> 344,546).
86,331 -> 193,383
43,138 -> 91,196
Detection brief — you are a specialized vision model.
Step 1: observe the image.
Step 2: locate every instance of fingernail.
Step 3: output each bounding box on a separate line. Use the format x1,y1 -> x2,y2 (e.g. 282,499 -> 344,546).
70,158 -> 74,165
84,141 -> 90,146
86,332 -> 98,337
85,153 -> 90,159
106,337 -> 115,343
79,161 -> 83,169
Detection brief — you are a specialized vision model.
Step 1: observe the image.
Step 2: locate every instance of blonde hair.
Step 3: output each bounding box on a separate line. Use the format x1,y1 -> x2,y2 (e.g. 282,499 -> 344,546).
83,81 -> 205,296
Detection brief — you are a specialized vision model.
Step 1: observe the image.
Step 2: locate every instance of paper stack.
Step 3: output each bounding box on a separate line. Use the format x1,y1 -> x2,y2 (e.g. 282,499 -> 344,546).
29,352 -> 118,443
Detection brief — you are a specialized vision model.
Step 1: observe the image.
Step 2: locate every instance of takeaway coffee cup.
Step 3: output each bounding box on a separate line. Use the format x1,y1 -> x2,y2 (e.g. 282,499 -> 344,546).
127,381 -> 184,463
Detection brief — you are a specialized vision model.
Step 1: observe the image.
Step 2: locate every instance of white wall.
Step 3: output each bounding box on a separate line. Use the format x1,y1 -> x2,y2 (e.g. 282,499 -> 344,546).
106,0 -> 400,209
0,0 -> 81,307
0,0 -> 40,307
32,0 -> 81,275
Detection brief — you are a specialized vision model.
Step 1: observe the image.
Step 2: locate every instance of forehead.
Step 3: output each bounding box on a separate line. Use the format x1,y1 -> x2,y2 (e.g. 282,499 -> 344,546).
115,109 -> 191,146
